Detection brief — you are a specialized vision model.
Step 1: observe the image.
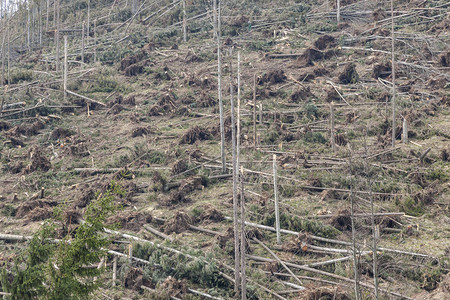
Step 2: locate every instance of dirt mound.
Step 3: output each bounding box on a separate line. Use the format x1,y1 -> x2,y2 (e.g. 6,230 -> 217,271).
171,160 -> 188,175
106,211 -> 152,232
8,120 -> 45,137
179,126 -> 211,144
372,62 -> 391,78
338,63 -> 359,84
329,209 -> 352,231
428,77 -> 447,89
231,15 -> 249,27
198,205 -> 224,224
313,67 -> 329,76
260,70 -> 286,85
0,121 -> 11,131
24,146 -> 51,173
297,48 -> 323,66
197,92 -> 216,107
296,286 -> 351,300
184,50 -> 203,63
124,267 -> 151,291
72,187 -> 96,209
291,87 -> 313,103
123,95 -> 136,106
131,126 -> 153,137
441,149 -> 449,162
8,161 -> 24,173
314,35 -> 336,50
63,134 -> 91,157
429,16 -> 450,34
335,133 -> 348,146
373,8 -> 387,21
124,64 -> 144,76
345,111 -> 358,124
120,51 -> 146,71
107,104 -> 124,115
282,233 -> 311,254
415,273 -> 450,300
326,86 -> 340,102
157,276 -> 188,299
49,128 -> 74,140
163,211 -> 191,234
27,207 -> 53,221
16,199 -> 58,218
148,93 -> 177,116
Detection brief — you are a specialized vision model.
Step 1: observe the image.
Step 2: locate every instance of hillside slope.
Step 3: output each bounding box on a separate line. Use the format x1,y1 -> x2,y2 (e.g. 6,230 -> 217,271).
0,0 -> 449,299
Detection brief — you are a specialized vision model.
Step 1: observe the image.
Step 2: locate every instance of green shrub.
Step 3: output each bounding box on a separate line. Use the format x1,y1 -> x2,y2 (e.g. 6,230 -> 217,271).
9,70 -> 33,84
1,204 -> 16,217
304,132 -> 326,144
263,212 -> 341,238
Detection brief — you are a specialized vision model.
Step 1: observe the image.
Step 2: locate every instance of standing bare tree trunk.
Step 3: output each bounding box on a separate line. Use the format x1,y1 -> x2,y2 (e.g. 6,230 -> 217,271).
63,35 -> 68,101
81,22 -> 85,63
237,51 -> 241,174
370,187 -> 379,300
55,0 -> 60,72
27,1 -> 31,51
212,0 -> 217,39
350,176 -> 361,300
240,167 -> 246,300
93,19 -> 97,63
230,48 -> 240,296
402,117 -> 408,144
330,103 -> 335,152
253,73 -> 257,149
7,3 -> 10,85
1,13 -> 5,85
46,0 -> 49,31
336,0 -> 340,24
182,0 -> 187,42
217,0 -> 225,174
273,154 -> 281,245
38,2 -> 42,45
391,0 -> 396,148
87,0 -> 90,48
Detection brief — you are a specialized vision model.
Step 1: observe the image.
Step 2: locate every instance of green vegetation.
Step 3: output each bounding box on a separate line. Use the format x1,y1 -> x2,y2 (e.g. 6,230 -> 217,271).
0,183 -> 124,299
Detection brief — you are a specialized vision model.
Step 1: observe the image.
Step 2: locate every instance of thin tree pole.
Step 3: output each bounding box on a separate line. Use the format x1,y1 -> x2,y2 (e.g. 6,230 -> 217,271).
81,22 -> 85,63
27,1 -> 31,51
46,0 -> 49,32
112,256 -> 117,286
182,0 -> 187,42
38,2 -> 42,46
240,166 -> 246,300
330,103 -> 335,152
273,154 -> 281,245
402,117 -> 408,144
230,48 -> 240,295
237,51 -> 241,172
370,186 -> 379,300
253,73 -> 257,149
63,35 -> 67,101
87,0 -> 90,47
217,0 -> 225,174
336,0 -> 340,24
55,0 -> 60,72
7,3 -> 10,85
259,102 -> 262,125
350,176 -> 361,300
1,15 -> 5,85
391,0 -> 396,148
212,0 -> 217,39
93,19 -> 97,63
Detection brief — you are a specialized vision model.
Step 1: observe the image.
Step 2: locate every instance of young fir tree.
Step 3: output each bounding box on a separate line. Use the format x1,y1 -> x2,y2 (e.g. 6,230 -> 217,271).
1,182 -> 124,300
